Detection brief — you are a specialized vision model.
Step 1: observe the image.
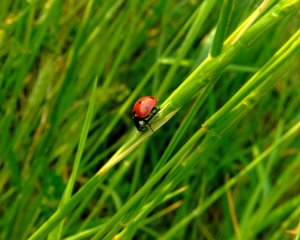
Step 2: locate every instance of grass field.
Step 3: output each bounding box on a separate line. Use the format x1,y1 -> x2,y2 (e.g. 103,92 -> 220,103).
0,0 -> 300,239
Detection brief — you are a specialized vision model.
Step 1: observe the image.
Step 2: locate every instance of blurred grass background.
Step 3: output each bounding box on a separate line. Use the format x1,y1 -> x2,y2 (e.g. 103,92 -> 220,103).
0,0 -> 300,239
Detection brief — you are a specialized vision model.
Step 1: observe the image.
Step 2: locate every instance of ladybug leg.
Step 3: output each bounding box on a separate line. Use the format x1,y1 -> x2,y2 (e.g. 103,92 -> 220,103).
148,124 -> 154,132
146,107 -> 160,122
144,107 -> 160,132
143,119 -> 154,132
151,106 -> 160,115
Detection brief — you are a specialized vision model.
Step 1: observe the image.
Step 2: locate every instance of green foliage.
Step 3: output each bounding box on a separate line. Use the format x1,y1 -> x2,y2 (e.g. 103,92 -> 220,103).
0,0 -> 299,239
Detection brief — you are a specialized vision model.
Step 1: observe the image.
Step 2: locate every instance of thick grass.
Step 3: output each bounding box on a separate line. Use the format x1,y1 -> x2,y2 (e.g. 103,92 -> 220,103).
0,0 -> 300,240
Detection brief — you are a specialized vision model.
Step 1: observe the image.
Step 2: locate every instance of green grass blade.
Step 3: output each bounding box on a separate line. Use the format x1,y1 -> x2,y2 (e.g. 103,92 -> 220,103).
210,0 -> 235,57
47,78 -> 98,239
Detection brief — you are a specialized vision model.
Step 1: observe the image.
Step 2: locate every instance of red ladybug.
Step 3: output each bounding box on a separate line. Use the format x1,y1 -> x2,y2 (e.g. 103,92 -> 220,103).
132,96 -> 159,132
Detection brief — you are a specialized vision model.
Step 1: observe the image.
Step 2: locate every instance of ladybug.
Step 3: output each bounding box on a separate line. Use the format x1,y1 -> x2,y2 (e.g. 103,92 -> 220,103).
132,96 -> 159,132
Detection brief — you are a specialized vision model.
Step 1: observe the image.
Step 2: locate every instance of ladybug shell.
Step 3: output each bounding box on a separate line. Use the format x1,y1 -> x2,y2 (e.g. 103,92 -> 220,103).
133,96 -> 158,118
